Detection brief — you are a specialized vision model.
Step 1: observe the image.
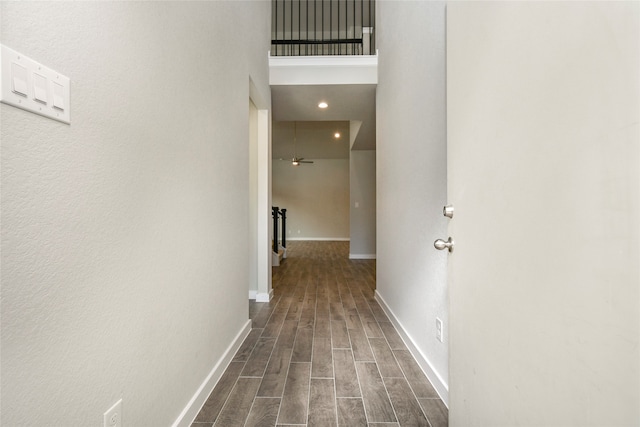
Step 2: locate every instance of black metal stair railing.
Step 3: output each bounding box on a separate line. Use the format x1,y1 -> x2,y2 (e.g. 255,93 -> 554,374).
271,0 -> 375,56
272,207 -> 287,254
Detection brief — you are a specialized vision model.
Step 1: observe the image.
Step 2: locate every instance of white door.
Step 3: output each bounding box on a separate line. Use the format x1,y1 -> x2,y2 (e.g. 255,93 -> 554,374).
446,3 -> 638,426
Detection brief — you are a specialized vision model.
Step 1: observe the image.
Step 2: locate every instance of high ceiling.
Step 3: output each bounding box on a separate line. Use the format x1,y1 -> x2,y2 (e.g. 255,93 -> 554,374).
271,84 -> 376,159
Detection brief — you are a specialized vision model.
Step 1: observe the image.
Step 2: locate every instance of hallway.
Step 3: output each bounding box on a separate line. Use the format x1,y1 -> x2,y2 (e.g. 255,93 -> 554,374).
191,241 -> 448,426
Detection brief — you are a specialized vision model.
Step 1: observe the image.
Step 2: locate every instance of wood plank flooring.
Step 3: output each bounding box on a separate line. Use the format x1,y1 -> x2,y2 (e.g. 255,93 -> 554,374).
192,241 -> 448,427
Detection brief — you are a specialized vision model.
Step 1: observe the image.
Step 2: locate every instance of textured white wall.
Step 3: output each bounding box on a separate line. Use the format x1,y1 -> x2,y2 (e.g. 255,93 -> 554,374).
249,100 -> 259,294
349,150 -> 376,257
0,2 -> 270,425
273,159 -> 350,240
376,0 -> 449,396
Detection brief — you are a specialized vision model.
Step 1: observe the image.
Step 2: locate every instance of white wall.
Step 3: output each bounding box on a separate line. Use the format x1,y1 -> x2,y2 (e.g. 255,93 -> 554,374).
249,100 -> 259,295
349,150 -> 376,258
376,0 -> 449,400
273,159 -> 350,240
0,2 -> 270,425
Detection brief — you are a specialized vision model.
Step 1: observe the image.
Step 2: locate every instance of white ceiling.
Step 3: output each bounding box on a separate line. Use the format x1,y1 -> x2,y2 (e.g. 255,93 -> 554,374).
271,84 -> 376,159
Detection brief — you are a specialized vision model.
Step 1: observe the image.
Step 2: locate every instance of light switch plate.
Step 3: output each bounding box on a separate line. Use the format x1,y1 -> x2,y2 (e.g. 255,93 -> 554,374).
1,44 -> 70,124
436,318 -> 443,343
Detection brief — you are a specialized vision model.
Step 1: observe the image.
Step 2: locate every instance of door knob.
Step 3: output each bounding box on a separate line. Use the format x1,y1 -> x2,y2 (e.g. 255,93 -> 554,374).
434,237 -> 454,253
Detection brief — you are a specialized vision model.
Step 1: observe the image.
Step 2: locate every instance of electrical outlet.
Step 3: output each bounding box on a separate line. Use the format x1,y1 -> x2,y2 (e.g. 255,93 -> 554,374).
104,399 -> 122,427
436,318 -> 443,343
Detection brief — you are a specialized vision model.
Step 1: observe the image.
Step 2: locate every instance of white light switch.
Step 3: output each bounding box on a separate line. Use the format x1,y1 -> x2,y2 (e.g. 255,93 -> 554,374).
11,62 -> 28,96
1,44 -> 70,124
52,82 -> 64,110
33,73 -> 48,104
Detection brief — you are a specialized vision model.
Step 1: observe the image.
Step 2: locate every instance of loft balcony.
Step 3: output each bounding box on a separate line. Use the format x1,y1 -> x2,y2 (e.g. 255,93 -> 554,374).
269,0 -> 377,160
271,0 -> 376,57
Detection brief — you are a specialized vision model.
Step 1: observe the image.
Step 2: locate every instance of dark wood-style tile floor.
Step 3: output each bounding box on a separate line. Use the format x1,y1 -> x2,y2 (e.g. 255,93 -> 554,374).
192,241 -> 448,427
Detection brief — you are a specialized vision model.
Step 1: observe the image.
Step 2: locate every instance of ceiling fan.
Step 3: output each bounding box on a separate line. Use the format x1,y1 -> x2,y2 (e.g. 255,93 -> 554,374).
280,122 -> 313,166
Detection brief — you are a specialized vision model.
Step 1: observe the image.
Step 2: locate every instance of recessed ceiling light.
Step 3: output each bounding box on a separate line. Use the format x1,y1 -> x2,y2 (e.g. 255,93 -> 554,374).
318,102 -> 328,109
334,132 -> 341,138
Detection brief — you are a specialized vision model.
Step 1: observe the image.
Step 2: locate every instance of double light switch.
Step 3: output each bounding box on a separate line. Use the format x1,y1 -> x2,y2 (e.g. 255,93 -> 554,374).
1,44 -> 70,124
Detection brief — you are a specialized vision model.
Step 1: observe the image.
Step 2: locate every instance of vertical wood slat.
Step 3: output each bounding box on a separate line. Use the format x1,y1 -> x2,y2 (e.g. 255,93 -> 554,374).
355,362 -> 397,423
244,397 -> 280,427
337,398 -> 368,426
333,349 -> 361,397
384,377 -> 430,426
213,378 -> 262,427
278,362 -> 311,424
308,378 -> 338,426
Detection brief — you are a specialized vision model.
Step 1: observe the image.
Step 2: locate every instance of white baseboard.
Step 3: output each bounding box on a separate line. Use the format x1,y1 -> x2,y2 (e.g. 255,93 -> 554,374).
172,320 -> 252,427
256,289 -> 273,302
349,253 -> 376,259
286,237 -> 350,241
375,291 -> 449,407
248,290 -> 257,300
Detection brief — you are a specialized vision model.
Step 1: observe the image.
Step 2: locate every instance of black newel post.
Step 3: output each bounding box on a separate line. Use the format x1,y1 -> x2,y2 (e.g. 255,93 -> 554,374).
272,206 -> 279,253
280,209 -> 287,249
